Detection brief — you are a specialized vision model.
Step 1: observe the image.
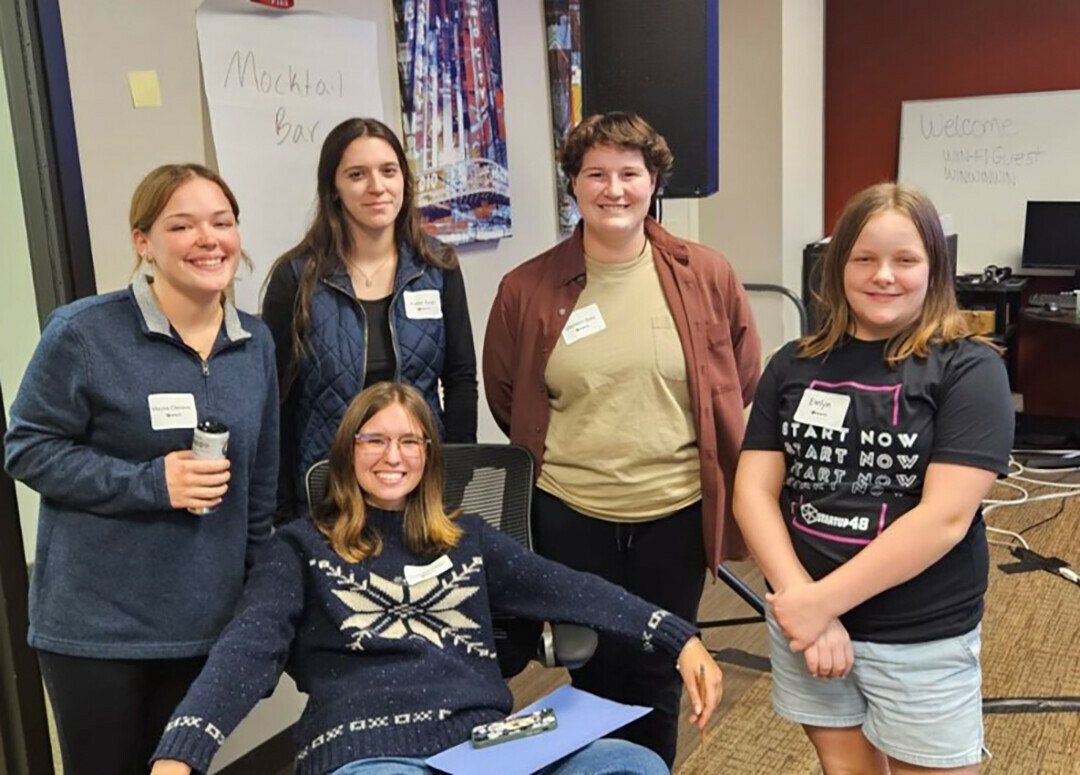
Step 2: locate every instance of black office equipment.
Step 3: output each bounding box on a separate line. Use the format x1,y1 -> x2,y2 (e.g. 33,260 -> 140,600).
1029,292 -> 1077,312
581,0 -> 718,198
1021,202 -> 1080,287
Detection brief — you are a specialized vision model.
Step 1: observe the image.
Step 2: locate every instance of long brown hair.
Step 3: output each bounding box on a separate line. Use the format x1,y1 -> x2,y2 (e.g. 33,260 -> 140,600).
312,382 -> 462,564
266,118 -> 456,386
800,182 -> 992,366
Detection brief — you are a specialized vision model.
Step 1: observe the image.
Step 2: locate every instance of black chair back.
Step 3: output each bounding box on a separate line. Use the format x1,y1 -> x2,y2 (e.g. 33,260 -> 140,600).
441,443 -> 533,547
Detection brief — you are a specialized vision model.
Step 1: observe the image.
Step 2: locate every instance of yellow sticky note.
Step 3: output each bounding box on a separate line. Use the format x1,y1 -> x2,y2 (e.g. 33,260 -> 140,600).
128,70 -> 162,108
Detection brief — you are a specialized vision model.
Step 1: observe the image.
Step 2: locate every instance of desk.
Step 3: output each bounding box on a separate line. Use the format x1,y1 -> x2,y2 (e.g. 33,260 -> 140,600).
1016,277 -> 1080,419
955,277 -> 1027,336
956,278 -> 1025,386
1022,308 -> 1080,328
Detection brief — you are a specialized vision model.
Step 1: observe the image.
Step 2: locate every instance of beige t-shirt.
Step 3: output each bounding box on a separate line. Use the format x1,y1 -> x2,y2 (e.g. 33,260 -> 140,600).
536,241 -> 702,521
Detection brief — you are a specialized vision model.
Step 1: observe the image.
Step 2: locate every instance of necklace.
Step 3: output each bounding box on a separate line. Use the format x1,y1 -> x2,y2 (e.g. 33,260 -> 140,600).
351,254 -> 394,287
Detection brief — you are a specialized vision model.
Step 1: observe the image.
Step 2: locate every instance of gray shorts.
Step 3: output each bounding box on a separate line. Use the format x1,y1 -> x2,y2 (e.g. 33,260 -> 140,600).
767,612 -> 984,769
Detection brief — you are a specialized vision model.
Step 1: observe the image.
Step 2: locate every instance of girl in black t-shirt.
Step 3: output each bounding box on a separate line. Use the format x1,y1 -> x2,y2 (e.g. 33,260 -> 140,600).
735,183 -> 1012,775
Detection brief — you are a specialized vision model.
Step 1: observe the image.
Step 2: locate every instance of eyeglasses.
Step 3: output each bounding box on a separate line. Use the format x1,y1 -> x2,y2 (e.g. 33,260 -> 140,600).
354,432 -> 429,459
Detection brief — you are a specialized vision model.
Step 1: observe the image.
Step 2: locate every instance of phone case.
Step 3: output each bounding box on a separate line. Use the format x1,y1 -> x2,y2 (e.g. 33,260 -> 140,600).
470,708 -> 558,748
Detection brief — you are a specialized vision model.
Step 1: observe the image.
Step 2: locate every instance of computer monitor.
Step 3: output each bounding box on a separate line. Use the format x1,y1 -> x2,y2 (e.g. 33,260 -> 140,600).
1021,201 -> 1080,286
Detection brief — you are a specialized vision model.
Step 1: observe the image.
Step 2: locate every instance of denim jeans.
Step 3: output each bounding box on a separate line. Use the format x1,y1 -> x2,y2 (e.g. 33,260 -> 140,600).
328,738 -> 670,775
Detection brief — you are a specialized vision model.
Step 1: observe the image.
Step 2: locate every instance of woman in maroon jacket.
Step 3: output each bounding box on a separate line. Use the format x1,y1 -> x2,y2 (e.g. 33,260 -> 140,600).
483,112 -> 761,766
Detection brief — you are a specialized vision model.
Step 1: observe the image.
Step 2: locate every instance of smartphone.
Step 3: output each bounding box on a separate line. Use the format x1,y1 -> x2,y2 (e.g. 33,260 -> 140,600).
470,708 -> 558,748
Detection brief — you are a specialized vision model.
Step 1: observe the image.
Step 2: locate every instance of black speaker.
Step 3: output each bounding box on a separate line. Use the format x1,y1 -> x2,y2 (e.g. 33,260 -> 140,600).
581,0 -> 719,198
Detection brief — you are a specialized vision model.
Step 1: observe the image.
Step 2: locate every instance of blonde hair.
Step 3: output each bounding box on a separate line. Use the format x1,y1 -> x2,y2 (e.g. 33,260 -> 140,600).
800,182 -> 994,366
313,382 -> 462,563
129,163 -> 250,276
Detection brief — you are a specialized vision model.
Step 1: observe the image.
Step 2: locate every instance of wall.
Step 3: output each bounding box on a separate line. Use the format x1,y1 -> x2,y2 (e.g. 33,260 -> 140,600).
824,0 -> 1080,419
0,42 -> 42,560
824,0 -> 1080,230
701,0 -> 782,351
58,0 -> 208,292
781,0 -> 824,337
700,0 -> 823,354
57,0 -> 401,295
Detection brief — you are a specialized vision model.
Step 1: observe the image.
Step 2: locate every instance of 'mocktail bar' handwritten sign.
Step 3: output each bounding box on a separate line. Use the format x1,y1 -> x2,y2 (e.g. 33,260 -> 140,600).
197,5 -> 383,311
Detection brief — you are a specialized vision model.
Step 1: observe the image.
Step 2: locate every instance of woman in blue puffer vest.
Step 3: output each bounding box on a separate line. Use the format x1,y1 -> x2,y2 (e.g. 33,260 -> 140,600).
263,118 -> 478,520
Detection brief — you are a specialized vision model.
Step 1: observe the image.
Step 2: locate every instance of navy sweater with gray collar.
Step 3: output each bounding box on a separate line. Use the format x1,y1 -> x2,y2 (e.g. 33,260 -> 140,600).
151,511 -> 698,774
4,273 -> 279,659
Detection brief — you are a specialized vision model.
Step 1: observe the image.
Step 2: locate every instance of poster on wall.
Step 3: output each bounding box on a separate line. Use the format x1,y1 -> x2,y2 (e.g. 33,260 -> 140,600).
393,0 -> 511,245
196,5 -> 383,311
544,0 -> 582,234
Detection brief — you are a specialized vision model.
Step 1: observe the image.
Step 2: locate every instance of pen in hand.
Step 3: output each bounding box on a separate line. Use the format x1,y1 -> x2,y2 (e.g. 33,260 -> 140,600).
696,662 -> 707,749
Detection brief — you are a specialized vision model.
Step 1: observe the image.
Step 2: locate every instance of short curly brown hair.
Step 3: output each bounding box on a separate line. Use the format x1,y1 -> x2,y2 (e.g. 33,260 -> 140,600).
559,112 -> 674,200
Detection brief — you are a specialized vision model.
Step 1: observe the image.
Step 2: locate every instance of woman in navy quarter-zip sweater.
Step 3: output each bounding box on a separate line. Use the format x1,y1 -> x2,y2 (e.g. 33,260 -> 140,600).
4,164 -> 279,775
262,118 -> 477,522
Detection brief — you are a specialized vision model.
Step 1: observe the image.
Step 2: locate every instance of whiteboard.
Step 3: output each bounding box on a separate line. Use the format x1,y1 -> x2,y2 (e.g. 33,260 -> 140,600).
197,5 -> 384,312
898,90 -> 1080,274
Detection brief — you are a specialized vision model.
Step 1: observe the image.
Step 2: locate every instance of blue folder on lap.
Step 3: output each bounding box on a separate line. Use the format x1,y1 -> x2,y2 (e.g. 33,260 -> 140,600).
425,685 -> 651,775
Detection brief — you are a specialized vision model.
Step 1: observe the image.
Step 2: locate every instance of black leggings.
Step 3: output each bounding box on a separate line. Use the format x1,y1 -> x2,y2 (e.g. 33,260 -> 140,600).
532,489 -> 706,769
37,650 -> 206,775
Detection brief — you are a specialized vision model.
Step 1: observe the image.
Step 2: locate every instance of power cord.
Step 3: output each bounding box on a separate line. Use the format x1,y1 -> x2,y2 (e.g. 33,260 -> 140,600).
984,452 -> 1080,585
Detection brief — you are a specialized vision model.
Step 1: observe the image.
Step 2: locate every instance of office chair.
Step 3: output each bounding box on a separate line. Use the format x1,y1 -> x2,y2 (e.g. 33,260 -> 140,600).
305,443 -> 597,678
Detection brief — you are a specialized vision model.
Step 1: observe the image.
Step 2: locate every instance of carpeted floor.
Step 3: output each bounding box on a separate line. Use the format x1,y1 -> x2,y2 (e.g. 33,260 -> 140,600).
679,476 -> 1080,774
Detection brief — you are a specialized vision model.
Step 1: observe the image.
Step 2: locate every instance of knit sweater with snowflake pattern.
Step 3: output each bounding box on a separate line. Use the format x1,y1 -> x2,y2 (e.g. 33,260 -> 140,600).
151,509 -> 698,774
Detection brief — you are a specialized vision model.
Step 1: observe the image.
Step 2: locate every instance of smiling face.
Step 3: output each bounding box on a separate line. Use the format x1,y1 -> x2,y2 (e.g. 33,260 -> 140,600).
334,136 -> 405,240
132,176 -> 241,301
352,401 -> 427,511
843,208 -> 931,340
572,143 -> 656,247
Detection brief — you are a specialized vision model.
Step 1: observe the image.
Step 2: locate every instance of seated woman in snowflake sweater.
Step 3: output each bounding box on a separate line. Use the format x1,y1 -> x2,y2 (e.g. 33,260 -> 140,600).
150,382 -> 722,775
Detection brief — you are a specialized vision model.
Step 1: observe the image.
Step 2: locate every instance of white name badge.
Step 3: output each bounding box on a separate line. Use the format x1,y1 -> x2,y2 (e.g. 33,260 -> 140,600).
403,554 -> 453,586
403,290 -> 443,320
793,388 -> 851,431
148,393 -> 198,431
561,303 -> 607,345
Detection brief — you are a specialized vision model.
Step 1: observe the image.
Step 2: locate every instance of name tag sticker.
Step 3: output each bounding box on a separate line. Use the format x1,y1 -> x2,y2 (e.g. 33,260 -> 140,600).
403,290 -> 443,320
404,554 -> 453,586
793,388 -> 851,431
561,303 -> 607,345
148,393 -> 198,431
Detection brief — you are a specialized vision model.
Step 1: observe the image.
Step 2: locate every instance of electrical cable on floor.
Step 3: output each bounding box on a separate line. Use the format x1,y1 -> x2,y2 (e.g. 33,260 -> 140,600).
1019,498 -> 1067,536
978,449 -> 1080,714
983,451 -> 1080,576
987,528 -> 1029,551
